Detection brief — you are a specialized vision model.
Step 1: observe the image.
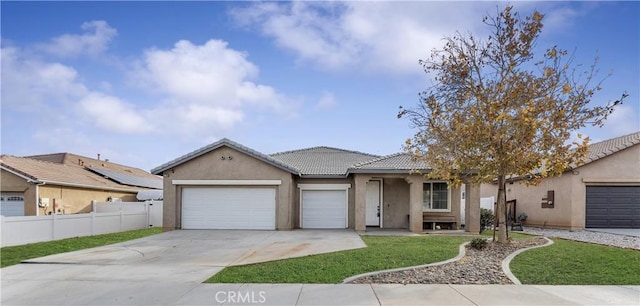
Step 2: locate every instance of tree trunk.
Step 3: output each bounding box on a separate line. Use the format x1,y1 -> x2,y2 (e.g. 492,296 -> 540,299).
496,175 -> 508,243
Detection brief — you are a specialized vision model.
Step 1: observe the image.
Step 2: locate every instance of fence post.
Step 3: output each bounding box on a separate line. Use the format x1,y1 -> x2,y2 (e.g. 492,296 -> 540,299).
52,213 -> 57,240
0,215 -> 4,246
91,212 -> 95,235
92,200 -> 96,213
146,200 -> 152,228
120,210 -> 124,232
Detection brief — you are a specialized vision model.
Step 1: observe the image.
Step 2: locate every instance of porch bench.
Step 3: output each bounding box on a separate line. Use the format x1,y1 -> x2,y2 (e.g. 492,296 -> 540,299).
423,216 -> 457,230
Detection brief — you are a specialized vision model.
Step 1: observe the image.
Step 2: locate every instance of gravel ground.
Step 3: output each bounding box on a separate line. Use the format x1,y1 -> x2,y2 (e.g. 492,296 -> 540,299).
522,227 -> 640,250
350,237 -> 547,285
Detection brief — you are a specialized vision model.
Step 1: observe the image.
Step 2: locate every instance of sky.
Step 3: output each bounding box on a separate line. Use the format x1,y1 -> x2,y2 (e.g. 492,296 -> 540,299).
1,1 -> 638,172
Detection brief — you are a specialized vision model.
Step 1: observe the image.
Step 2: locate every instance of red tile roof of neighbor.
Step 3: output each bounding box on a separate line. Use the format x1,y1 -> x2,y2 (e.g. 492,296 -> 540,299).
1,153 -> 161,191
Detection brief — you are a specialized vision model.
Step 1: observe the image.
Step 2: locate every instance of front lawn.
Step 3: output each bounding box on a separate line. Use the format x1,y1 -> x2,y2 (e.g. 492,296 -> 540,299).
511,239 -> 640,285
207,235 -> 470,283
1,228 -> 162,268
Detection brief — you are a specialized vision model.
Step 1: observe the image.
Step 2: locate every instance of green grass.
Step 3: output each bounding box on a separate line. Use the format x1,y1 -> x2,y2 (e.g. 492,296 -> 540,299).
207,235 -> 470,283
1,228 -> 162,268
511,239 -> 640,285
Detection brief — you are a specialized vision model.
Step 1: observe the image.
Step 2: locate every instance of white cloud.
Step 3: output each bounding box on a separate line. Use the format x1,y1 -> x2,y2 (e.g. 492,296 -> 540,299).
39,20 -> 117,57
603,103 -> 640,135
132,39 -> 293,136
315,91 -> 337,110
78,93 -> 152,134
1,46 -> 88,111
230,2 -> 592,75
230,2 -> 493,75
33,127 -> 94,153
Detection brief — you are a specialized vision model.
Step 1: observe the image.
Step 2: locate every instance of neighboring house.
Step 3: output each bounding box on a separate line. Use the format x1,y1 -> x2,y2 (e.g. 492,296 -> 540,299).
1,153 -> 162,216
151,139 -> 481,233
480,132 -> 640,230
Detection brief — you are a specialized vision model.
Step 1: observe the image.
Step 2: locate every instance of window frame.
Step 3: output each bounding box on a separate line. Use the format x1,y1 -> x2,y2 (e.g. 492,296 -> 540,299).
422,181 -> 451,212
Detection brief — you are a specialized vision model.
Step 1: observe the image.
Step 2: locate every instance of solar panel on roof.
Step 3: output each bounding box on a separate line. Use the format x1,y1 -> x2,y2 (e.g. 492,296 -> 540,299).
85,167 -> 162,189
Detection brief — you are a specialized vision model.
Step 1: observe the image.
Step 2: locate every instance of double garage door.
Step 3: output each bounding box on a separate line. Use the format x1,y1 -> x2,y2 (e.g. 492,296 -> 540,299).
182,188 -> 276,230
181,187 -> 347,229
586,186 -> 640,228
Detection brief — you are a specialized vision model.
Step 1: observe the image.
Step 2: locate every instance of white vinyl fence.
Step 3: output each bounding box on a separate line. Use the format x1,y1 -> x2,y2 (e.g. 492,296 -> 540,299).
93,200 -> 163,228
0,201 -> 162,247
480,196 -> 495,211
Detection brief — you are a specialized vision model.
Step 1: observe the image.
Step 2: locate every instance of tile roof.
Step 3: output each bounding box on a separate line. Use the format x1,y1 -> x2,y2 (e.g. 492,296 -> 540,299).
349,153 -> 430,173
27,153 -> 161,182
270,146 -> 380,176
581,131 -> 640,166
0,155 -> 149,192
150,138 -> 300,175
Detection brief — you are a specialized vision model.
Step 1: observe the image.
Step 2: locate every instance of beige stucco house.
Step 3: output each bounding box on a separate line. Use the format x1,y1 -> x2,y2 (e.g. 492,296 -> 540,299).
481,132 -> 640,230
1,153 -> 162,216
151,139 -> 481,234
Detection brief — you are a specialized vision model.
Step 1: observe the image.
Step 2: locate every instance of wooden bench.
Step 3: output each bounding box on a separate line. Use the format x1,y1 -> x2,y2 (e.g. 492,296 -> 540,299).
423,216 -> 457,230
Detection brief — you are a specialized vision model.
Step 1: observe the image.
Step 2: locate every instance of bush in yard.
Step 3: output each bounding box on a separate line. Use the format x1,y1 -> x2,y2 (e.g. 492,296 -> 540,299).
470,238 -> 488,250
480,208 -> 494,233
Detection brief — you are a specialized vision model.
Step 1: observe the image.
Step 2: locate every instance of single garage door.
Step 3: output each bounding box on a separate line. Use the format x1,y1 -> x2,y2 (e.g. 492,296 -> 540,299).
586,186 -> 640,228
1,194 -> 25,216
181,188 -> 276,230
301,190 -> 347,229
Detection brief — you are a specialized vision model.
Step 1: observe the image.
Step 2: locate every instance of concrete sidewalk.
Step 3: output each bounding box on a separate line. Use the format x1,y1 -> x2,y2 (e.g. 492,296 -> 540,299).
181,284 -> 639,306
3,280 -> 638,305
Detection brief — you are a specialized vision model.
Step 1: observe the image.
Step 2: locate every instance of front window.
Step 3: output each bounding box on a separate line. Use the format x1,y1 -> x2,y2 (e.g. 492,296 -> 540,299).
423,182 -> 449,211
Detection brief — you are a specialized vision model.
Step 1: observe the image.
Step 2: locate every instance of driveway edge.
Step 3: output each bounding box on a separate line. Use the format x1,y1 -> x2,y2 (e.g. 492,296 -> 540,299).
502,237 -> 554,285
341,241 -> 469,284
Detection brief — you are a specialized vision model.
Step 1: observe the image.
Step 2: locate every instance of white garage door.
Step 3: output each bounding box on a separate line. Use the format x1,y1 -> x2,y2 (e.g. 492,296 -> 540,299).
302,190 -> 347,229
1,194 -> 25,216
181,188 -> 276,230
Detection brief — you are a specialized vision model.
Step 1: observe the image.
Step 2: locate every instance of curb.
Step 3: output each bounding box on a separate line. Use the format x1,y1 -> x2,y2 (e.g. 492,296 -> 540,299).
342,241 -> 470,284
502,237 -> 554,285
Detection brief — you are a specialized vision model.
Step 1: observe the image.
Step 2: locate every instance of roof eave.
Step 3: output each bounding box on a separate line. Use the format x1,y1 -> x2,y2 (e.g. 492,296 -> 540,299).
0,164 -> 40,182
298,174 -> 350,179
347,168 -> 431,174
150,139 -> 300,176
39,179 -> 142,193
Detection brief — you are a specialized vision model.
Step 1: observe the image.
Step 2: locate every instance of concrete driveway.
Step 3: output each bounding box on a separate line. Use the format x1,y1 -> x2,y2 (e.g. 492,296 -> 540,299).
1,229 -> 365,305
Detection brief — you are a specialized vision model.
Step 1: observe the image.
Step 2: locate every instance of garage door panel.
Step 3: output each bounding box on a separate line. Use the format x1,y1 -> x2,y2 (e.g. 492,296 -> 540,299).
182,188 -> 275,230
302,190 -> 346,229
586,186 -> 640,229
1,194 -> 25,217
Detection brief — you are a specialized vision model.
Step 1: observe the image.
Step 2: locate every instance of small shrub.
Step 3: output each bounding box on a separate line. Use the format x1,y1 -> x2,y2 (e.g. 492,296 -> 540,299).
480,208 -> 495,233
470,238 -> 488,250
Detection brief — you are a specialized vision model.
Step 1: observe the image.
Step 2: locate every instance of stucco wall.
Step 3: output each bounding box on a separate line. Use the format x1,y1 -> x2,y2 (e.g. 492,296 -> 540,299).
493,145 -> 640,230
38,185 -> 137,215
381,178 -> 410,228
294,177 -> 355,229
160,146 -> 295,230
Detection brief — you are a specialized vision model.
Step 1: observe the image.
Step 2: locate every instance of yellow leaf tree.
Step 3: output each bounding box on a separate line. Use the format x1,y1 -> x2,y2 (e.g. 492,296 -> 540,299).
399,6 -> 626,243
